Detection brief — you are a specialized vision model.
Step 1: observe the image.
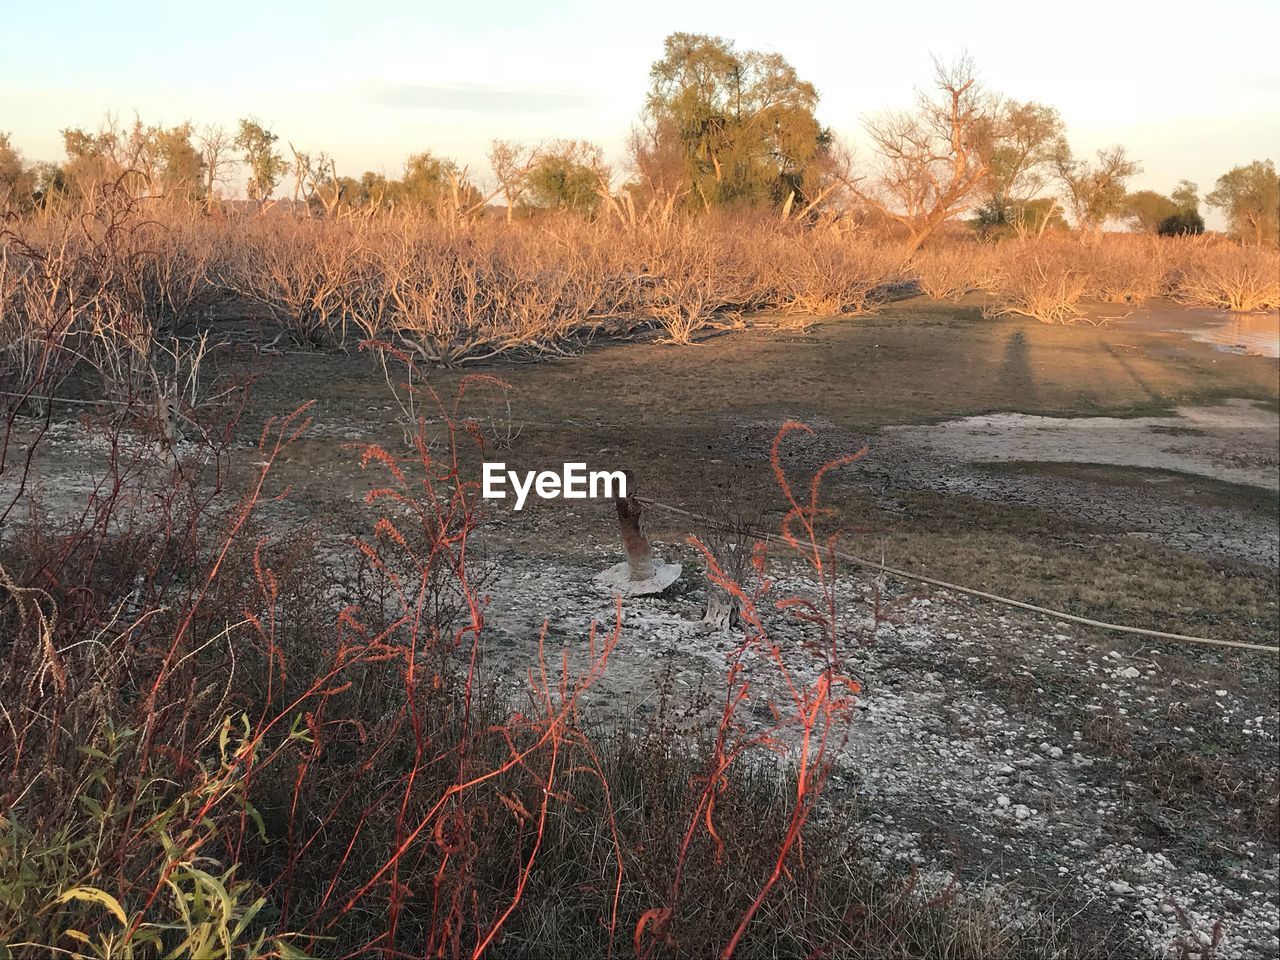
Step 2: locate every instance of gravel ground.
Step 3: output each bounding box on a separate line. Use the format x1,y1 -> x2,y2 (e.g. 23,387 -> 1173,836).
470,526 -> 1280,959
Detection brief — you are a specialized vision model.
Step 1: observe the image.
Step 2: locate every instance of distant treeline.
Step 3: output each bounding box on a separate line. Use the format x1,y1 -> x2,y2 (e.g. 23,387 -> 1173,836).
1,34 -> 1276,247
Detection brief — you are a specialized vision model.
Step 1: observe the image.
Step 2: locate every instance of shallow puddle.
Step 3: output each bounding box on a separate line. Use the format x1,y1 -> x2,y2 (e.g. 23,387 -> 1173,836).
1178,311 -> 1280,358
887,398 -> 1279,491
1116,304 -> 1280,358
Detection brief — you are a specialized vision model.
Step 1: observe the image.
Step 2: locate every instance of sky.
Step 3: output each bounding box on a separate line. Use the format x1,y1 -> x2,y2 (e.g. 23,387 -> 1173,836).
3,0 -> 1278,225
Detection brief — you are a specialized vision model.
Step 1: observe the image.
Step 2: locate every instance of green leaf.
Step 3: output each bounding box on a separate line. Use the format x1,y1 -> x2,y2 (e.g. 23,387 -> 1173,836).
55,886 -> 129,926
78,794 -> 106,821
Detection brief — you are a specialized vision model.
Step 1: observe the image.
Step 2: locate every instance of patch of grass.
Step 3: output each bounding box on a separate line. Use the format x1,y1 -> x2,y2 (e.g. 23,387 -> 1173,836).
819,489 -> 1278,648
979,461 -> 1280,518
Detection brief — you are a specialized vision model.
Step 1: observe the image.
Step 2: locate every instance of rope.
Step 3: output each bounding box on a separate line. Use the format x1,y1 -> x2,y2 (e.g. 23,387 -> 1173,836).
637,496 -> 1280,656
0,390 -> 135,408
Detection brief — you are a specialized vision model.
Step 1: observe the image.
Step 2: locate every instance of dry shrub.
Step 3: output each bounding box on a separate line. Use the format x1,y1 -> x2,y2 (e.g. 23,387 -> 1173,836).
1078,237 -> 1166,305
1173,243 -> 1280,312
225,216 -> 369,347
0,181 -> 217,407
914,244 -> 985,301
644,223 -> 736,344
988,244 -> 1088,324
8,188 -> 1273,389
773,232 -> 905,317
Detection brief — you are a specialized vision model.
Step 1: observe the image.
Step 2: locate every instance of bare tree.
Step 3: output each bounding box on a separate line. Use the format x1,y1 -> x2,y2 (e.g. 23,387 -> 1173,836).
288,143 -> 343,217
198,124 -> 236,210
856,55 -> 996,253
487,140 -> 539,224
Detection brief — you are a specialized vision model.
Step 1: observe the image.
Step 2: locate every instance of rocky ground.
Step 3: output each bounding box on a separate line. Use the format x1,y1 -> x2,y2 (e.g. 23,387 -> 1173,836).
462,509 -> 1279,959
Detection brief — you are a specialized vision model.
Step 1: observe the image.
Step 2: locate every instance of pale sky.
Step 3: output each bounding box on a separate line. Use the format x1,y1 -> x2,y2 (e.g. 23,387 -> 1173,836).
3,0 -> 1278,223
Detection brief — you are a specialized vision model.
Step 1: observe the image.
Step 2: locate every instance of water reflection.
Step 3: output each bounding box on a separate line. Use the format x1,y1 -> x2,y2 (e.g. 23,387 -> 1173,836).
1179,312 -> 1280,358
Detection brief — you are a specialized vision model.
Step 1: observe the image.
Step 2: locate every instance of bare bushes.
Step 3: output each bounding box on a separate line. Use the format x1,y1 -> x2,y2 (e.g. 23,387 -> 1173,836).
773,230 -> 906,317
7,195 -> 1276,388
1,184 -> 219,409
0,181 -> 222,419
642,222 -> 750,344
1173,243 -> 1280,312
903,234 -> 1280,324
225,215 -> 370,346
913,244 -> 996,301
375,222 -> 641,362
222,216 -> 915,356
1077,237 -> 1166,305
981,236 -> 1278,323
987,245 -> 1087,324
236,217 -> 788,356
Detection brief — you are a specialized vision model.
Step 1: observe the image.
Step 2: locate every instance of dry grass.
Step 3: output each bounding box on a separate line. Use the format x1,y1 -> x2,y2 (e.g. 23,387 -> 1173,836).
4,182 -> 1275,396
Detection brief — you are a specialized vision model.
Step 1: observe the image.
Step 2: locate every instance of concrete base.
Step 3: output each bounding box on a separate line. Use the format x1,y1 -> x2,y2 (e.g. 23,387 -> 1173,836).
594,560 -> 683,597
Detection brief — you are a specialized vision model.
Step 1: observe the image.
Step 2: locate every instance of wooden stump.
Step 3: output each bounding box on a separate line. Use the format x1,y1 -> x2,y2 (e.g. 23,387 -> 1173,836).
594,475 -> 682,596
615,488 -> 657,582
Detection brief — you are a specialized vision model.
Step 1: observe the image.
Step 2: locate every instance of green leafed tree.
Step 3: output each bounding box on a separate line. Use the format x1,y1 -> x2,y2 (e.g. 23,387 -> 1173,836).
61,125 -> 122,197
976,101 -> 1065,229
0,132 -> 38,211
1171,179 -> 1199,215
1016,197 -> 1069,234
1206,160 -> 1279,246
148,123 -> 204,201
235,118 -> 285,202
1157,210 -> 1204,236
114,120 -> 206,201
1125,190 -> 1178,233
522,140 -> 605,218
634,32 -> 828,213
396,151 -> 480,214
1052,144 -> 1140,236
